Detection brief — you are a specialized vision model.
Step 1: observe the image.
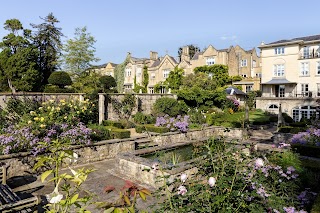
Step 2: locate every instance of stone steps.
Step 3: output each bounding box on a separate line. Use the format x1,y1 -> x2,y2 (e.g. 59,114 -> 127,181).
135,138 -> 158,150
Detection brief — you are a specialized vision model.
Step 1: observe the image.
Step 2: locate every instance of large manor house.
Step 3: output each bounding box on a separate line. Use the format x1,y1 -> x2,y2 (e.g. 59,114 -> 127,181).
96,34 -> 320,122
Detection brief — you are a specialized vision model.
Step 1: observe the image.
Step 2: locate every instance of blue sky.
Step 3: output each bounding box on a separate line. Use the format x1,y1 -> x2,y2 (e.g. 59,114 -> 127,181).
1,0 -> 319,64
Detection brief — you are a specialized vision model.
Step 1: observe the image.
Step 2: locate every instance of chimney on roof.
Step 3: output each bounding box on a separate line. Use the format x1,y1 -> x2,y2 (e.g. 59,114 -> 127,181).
181,46 -> 190,62
150,51 -> 158,60
260,41 -> 265,45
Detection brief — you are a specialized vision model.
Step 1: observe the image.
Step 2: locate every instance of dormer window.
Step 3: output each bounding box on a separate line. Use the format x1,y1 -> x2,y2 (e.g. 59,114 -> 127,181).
206,57 -> 215,65
275,47 -> 285,55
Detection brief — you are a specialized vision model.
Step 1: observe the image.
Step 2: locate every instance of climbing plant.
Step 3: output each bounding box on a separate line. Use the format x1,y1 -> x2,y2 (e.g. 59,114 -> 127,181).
114,55 -> 130,93
142,65 -> 149,91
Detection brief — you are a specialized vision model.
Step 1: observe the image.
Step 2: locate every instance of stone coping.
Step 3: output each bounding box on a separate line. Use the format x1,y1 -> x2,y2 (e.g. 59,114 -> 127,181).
0,93 -> 85,96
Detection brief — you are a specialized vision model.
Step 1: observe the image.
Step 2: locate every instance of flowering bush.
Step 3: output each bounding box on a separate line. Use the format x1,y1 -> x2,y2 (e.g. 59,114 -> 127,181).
154,137 -> 310,212
155,115 -> 189,133
291,128 -> 320,147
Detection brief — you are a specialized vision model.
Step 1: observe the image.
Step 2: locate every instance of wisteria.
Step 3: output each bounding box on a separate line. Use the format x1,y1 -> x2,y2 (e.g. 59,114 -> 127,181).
291,128 -> 320,146
155,115 -> 189,133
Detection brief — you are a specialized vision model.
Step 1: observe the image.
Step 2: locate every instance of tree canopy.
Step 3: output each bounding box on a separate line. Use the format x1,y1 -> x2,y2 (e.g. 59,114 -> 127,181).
178,44 -> 200,61
62,26 -> 99,77
194,64 -> 231,87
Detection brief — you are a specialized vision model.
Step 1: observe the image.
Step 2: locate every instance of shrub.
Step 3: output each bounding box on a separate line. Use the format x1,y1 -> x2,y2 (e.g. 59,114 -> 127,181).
44,85 -> 75,93
155,115 -> 189,132
187,109 -> 206,125
252,119 -> 270,125
153,97 -> 188,117
48,71 -> 72,88
269,116 -> 278,122
283,113 -> 294,123
110,129 -> 130,139
99,75 -> 117,92
89,124 -> 111,141
132,112 -> 155,124
290,122 -> 307,127
291,144 -> 320,158
102,120 -> 124,129
135,124 -> 146,133
144,124 -> 169,134
278,126 -> 294,133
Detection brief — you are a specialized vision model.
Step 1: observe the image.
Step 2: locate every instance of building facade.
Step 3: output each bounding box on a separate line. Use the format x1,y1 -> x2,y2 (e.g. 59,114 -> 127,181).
257,34 -> 320,121
94,62 -> 117,76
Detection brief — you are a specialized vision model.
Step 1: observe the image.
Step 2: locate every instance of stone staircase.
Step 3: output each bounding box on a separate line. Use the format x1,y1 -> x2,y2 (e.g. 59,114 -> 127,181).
135,138 -> 158,150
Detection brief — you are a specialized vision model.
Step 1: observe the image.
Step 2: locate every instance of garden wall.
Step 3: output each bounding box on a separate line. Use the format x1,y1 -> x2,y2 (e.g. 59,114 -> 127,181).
0,126 -> 243,179
0,92 -> 85,108
98,93 -> 177,123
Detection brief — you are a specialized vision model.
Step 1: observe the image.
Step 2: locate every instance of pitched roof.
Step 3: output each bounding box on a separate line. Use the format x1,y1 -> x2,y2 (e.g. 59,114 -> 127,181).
169,56 -> 178,64
150,60 -> 161,68
192,51 -> 202,60
109,63 -> 118,67
225,87 -> 246,95
268,34 -> 320,45
131,57 -> 148,62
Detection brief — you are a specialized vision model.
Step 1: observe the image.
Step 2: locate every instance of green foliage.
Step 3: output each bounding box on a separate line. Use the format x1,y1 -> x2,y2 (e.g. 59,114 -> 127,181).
99,75 -> 116,92
110,128 -> 130,139
44,85 -> 75,93
292,144 -> 320,158
102,120 -> 124,129
62,26 -> 99,77
194,64 -> 231,87
133,75 -> 146,93
142,65 -> 149,91
144,124 -> 169,133
278,126 -> 307,133
114,55 -> 130,93
268,150 -> 303,173
135,124 -> 146,133
48,71 -> 72,88
163,66 -> 184,90
0,19 -> 41,92
88,124 -> 111,141
283,113 -> 294,123
72,71 -> 102,93
153,97 -> 188,117
111,94 -> 136,122
188,109 -> 206,125
132,112 -> 155,124
246,91 -> 257,110
31,13 -> 63,87
231,75 -> 243,82
311,194 -> 320,213
154,138 -> 303,212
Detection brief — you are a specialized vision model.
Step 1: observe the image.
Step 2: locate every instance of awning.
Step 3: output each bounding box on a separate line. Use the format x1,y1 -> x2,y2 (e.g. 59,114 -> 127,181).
261,78 -> 296,85
225,87 -> 247,95
233,81 -> 254,85
124,83 -> 133,86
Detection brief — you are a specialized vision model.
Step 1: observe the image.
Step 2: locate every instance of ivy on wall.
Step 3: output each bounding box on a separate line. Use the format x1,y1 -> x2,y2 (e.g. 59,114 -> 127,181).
114,55 -> 130,93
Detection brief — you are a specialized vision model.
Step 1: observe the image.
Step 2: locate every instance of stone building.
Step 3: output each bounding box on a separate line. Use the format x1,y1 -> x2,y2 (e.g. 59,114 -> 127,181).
94,62 -> 118,76
256,34 -> 320,121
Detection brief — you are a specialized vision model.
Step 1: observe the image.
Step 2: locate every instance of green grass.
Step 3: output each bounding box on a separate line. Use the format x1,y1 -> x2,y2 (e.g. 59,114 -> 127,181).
210,110 -> 271,128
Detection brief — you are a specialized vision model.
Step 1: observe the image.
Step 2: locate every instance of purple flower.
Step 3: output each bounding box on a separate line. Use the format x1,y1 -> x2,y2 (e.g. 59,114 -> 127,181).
177,185 -> 187,195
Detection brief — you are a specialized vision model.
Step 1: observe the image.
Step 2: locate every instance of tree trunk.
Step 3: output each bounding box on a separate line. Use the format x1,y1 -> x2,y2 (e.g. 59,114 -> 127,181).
7,79 -> 16,93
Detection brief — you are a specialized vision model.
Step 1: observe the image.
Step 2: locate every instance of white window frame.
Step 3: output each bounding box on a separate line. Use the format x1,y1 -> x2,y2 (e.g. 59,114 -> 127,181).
301,83 -> 309,96
149,87 -> 154,94
241,59 -> 247,67
275,47 -> 285,55
300,62 -> 309,76
317,61 -> 320,75
242,74 -> 247,78
317,83 -> 320,97
163,69 -> 170,79
245,85 -> 252,93
273,64 -> 285,77
303,46 -> 310,58
125,68 -> 131,77
206,57 -> 215,65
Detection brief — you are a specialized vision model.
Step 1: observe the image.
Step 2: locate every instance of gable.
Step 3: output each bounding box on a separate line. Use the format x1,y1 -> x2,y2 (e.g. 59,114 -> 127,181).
203,45 -> 218,57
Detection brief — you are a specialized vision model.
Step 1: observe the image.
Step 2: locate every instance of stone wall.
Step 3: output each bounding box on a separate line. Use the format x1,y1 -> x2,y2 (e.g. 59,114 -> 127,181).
0,127 -> 243,179
0,93 -> 85,108
99,93 -> 177,123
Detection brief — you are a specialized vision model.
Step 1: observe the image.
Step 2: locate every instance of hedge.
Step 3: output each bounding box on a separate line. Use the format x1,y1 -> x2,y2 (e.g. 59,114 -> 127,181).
278,126 -> 307,134
311,193 -> 320,213
44,85 -> 75,93
89,124 -> 111,141
144,124 -> 169,134
292,144 -> 320,158
135,124 -> 146,133
110,128 -> 131,139
102,120 -> 124,129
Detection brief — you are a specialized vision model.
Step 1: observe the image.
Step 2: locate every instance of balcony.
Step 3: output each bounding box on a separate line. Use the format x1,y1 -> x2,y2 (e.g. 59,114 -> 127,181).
299,52 -> 320,59
261,91 -> 319,99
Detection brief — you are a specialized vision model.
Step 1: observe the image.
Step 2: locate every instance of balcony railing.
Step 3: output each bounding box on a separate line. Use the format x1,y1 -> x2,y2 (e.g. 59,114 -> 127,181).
262,91 -> 320,98
299,52 -> 320,59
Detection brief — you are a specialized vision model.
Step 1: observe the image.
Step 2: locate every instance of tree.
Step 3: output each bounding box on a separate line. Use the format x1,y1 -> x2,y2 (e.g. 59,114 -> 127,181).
31,13 -> 63,87
72,71 -> 101,94
48,71 -> 72,88
99,75 -> 117,92
142,65 -> 149,91
178,44 -> 200,61
163,66 -> 184,90
0,19 -> 41,92
62,26 -> 99,77
194,64 -> 231,87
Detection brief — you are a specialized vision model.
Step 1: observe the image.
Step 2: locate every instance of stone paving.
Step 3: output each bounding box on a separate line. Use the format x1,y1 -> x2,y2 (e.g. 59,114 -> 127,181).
7,126 -> 277,212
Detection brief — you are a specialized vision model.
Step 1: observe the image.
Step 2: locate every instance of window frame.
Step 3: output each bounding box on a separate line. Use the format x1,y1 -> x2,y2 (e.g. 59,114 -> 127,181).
274,47 -> 285,55
300,62 -> 309,76
273,64 -> 285,77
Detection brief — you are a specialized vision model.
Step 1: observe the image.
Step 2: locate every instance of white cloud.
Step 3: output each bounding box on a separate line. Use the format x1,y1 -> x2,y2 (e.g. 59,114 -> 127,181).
220,35 -> 238,41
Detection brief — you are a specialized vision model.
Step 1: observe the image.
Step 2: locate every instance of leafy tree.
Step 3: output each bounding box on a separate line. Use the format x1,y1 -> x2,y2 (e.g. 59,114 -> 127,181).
99,75 -> 117,92
182,72 -> 217,91
246,91 -> 257,110
31,13 -> 63,87
48,71 -> 72,88
163,66 -> 184,90
72,71 -> 101,94
153,97 -> 188,117
194,64 -> 231,87
178,44 -> 200,61
0,19 -> 41,92
62,26 -> 99,77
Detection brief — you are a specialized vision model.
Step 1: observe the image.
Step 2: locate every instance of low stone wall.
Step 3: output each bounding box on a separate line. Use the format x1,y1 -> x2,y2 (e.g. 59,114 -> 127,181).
272,132 -> 293,144
0,127 -> 244,179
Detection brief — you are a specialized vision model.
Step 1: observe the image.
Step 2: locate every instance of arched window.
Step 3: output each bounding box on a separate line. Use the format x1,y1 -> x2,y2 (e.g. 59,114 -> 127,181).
268,104 -> 279,109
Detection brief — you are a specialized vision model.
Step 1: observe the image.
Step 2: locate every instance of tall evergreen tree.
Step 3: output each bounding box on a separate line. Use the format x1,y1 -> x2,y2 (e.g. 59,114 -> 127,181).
31,13 -> 63,87
0,19 -> 41,92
